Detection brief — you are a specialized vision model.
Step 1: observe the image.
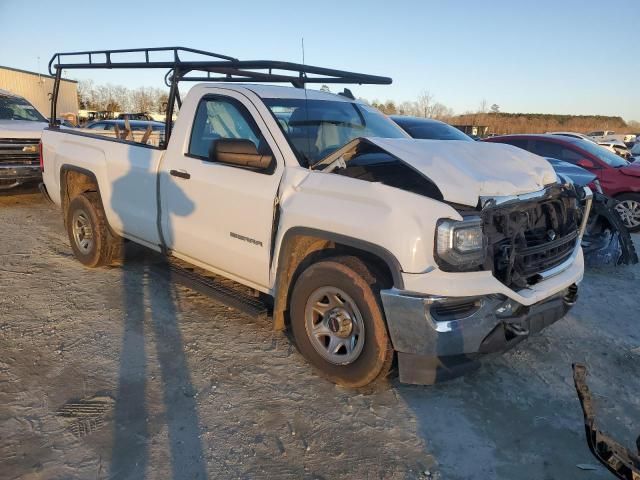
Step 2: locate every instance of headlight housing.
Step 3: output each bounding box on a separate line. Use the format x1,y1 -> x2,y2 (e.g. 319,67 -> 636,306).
435,217 -> 486,270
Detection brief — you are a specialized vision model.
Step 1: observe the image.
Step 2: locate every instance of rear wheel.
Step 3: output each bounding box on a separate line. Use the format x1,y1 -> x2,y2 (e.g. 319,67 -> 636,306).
289,256 -> 393,388
614,193 -> 640,232
66,192 -> 122,267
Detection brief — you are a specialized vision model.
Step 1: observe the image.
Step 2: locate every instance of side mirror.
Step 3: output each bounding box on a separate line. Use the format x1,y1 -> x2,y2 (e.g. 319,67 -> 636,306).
208,138 -> 273,170
576,158 -> 595,169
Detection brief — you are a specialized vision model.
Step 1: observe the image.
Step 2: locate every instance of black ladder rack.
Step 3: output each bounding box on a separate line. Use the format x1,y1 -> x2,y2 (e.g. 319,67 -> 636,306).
48,46 -> 392,143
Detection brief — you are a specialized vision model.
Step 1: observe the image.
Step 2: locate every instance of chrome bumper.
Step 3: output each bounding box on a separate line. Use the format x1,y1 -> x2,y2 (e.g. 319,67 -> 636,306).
380,285 -> 577,384
0,164 -> 41,189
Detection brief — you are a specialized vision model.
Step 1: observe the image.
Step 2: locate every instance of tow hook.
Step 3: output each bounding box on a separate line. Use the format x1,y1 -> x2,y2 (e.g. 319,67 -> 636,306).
564,284 -> 579,306
504,322 -> 529,337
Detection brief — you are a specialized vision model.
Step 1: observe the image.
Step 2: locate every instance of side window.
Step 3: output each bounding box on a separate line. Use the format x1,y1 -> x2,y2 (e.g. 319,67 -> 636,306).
559,148 -> 582,164
530,140 -> 563,159
189,97 -> 261,158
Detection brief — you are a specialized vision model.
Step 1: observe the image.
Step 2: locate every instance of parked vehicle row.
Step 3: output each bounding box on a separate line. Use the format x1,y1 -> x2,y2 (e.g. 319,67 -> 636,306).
0,89 -> 167,190
484,134 -> 640,232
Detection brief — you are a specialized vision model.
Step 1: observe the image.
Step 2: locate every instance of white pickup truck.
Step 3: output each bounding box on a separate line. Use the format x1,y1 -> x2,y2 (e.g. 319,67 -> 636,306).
41,48 -> 592,386
0,89 -> 49,190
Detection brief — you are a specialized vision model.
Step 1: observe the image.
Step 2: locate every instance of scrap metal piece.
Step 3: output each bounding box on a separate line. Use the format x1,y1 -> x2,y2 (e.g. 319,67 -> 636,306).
583,193 -> 638,267
572,364 -> 640,480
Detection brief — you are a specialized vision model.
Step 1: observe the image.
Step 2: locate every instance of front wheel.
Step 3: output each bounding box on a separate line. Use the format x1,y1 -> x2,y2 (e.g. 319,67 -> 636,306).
614,193 -> 640,232
289,256 -> 393,388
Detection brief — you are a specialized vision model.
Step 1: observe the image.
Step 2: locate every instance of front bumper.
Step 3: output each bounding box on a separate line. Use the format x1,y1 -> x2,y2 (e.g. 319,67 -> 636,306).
0,164 -> 41,190
381,284 -> 578,385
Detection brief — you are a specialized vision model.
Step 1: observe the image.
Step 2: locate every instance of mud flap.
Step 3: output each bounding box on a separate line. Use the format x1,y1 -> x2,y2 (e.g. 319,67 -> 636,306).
572,363 -> 640,479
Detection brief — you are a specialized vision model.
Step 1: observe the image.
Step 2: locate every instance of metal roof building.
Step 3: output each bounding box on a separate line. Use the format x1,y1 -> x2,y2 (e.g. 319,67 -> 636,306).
0,65 -> 78,117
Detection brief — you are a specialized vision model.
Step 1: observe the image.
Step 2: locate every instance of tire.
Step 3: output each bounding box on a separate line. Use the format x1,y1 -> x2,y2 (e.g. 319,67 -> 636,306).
66,192 -> 123,267
614,193 -> 640,232
289,256 -> 394,388
587,193 -> 638,264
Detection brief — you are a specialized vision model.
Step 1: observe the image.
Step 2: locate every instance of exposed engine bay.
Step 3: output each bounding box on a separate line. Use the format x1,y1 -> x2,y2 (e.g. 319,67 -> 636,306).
316,140 -> 444,201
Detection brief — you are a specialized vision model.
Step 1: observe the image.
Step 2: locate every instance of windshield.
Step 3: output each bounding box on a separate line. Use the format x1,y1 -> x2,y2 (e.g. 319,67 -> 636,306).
574,139 -> 629,167
401,122 -> 472,141
263,98 -> 407,165
0,95 -> 47,122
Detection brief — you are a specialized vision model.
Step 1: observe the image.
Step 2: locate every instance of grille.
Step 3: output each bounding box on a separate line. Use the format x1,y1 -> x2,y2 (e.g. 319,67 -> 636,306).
516,230 -> 577,277
0,138 -> 39,165
484,189 -> 580,288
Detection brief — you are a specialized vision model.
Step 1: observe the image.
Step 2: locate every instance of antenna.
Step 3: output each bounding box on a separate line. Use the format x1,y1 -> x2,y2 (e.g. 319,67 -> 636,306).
301,37 -> 312,168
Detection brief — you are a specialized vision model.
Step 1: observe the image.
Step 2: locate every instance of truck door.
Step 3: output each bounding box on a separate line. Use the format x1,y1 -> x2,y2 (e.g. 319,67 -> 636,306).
159,90 -> 284,290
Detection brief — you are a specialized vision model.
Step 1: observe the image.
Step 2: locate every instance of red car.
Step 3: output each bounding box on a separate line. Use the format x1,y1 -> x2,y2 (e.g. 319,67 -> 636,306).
484,134 -> 640,231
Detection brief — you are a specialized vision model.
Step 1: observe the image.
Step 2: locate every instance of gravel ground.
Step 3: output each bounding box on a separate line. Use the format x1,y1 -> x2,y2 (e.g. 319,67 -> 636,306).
1,191 -> 638,480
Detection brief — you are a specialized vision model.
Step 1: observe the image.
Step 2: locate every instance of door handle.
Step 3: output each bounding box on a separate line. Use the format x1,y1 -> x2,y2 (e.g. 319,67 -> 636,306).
170,169 -> 191,179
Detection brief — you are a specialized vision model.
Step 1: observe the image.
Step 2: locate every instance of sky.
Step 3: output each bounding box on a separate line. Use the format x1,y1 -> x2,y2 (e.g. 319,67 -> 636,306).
1,0 -> 638,121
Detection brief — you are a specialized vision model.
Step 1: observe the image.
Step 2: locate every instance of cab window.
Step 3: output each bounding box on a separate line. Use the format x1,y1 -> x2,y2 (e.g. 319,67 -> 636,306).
189,97 -> 261,158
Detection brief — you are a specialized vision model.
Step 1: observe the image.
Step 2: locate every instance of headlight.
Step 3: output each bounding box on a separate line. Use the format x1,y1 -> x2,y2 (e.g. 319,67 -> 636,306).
435,217 -> 486,269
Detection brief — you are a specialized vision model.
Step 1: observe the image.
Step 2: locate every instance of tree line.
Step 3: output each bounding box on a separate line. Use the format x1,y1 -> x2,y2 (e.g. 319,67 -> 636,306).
361,90 -> 636,134
77,79 -> 169,113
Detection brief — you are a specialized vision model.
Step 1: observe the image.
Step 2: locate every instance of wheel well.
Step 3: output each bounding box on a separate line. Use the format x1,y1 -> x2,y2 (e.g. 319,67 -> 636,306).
272,232 -> 399,331
60,168 -> 99,217
615,192 -> 640,199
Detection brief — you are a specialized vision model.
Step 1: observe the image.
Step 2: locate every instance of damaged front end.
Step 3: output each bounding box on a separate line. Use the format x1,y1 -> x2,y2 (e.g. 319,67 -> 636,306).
315,137 -> 593,383
479,183 -> 591,290
573,364 -> 640,479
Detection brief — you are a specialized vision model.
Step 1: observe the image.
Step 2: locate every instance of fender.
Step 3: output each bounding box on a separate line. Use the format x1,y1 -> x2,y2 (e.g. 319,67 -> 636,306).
278,226 -> 404,288
59,164 -> 101,218
271,225 -> 404,331
58,164 -> 122,241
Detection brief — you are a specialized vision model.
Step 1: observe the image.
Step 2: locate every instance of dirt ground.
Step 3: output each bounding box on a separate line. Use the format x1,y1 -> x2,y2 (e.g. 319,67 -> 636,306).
1,191 -> 638,480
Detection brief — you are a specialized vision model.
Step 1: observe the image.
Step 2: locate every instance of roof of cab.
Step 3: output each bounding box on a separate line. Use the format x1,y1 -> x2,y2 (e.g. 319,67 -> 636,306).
192,83 -> 355,102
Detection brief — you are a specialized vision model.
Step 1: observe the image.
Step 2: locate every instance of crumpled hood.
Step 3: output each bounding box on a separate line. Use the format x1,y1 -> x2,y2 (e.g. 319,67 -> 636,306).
365,137 -> 558,206
0,120 -> 48,138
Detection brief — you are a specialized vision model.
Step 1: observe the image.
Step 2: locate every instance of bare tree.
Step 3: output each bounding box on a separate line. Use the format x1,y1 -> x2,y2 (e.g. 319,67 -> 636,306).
416,90 -> 434,118
398,101 -> 417,116
431,102 -> 453,120
478,99 -> 488,113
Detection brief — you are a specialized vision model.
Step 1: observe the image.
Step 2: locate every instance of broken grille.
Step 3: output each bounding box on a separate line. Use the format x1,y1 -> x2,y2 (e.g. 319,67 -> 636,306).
484,188 -> 581,289
517,230 -> 577,276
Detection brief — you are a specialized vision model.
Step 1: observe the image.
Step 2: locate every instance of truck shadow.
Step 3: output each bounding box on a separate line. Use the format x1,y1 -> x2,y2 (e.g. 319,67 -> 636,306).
109,144 -> 207,479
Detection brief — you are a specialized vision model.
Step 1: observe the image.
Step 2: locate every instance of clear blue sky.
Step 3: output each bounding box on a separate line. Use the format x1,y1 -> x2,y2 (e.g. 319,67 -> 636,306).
1,0 -> 638,120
